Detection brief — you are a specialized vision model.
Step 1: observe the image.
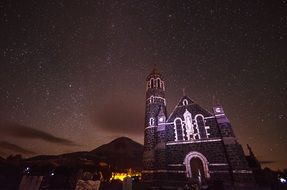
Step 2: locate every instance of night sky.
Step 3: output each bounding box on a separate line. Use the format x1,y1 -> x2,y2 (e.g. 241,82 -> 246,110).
0,0 -> 286,170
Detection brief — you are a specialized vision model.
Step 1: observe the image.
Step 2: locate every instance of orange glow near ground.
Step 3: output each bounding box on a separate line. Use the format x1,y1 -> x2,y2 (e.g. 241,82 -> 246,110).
110,169 -> 141,181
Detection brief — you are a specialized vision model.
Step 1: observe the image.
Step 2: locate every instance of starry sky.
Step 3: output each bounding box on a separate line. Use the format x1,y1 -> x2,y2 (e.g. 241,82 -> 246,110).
0,0 -> 286,170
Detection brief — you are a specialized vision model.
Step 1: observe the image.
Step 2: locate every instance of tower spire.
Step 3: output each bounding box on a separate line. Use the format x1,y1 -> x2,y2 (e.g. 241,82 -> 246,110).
151,64 -> 160,75
143,67 -> 167,181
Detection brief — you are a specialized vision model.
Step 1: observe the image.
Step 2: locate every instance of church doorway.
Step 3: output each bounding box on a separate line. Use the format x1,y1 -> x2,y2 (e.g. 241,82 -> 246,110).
190,157 -> 205,184
183,151 -> 210,184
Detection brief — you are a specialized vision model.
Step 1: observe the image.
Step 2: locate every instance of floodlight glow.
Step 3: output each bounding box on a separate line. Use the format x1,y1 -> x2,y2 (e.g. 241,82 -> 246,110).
215,108 -> 221,113
279,178 -> 286,183
24,167 -> 30,172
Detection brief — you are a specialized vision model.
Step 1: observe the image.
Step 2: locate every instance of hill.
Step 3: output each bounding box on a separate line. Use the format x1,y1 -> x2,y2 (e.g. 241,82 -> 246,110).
91,137 -> 144,170
25,137 -> 144,170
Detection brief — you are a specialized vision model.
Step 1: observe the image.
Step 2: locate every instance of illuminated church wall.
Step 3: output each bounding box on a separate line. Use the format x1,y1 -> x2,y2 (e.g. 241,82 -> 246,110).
142,68 -> 255,185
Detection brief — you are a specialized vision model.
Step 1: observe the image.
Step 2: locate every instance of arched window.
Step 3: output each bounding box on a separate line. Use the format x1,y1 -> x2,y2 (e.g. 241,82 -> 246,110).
151,79 -> 154,88
157,78 -> 160,88
174,118 -> 184,141
183,99 -> 188,106
147,81 -> 151,88
161,81 -> 164,90
195,114 -> 206,139
149,118 -> 155,126
149,96 -> 154,104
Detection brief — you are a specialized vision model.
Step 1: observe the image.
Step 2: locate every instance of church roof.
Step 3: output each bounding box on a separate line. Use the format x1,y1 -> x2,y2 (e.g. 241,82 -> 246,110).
167,95 -> 213,122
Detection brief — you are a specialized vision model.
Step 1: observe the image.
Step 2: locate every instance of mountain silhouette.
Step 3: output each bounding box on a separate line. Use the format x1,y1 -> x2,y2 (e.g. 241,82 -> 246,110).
91,137 -> 143,170
24,137 -> 143,170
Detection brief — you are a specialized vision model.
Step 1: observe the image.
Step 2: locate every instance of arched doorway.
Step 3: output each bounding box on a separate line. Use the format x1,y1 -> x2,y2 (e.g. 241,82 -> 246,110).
190,157 -> 205,183
183,151 -> 210,184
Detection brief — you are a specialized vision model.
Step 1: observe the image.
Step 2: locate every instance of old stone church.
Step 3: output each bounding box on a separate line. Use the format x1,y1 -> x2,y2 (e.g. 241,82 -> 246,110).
142,68 -> 254,186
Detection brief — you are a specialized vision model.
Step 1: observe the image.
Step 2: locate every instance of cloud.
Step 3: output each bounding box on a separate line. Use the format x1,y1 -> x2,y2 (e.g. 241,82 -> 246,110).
260,160 -> 276,164
0,121 -> 77,146
0,141 -> 35,155
92,100 -> 144,134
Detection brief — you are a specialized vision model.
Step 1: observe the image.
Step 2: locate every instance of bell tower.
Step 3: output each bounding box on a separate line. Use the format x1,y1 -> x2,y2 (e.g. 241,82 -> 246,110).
142,67 -> 167,181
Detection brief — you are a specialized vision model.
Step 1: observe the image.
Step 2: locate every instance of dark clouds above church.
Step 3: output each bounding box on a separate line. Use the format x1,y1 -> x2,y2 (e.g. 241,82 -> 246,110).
0,121 -> 77,146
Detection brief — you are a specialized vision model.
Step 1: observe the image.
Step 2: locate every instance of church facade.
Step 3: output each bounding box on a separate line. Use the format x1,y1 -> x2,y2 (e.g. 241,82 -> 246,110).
142,68 -> 254,186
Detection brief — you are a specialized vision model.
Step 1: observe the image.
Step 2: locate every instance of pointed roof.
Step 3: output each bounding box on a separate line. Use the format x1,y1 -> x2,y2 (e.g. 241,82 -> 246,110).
167,95 -> 212,122
146,66 -> 163,80
151,66 -> 160,75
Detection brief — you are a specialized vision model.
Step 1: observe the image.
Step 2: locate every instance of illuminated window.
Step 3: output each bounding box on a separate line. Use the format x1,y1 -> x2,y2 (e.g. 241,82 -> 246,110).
157,78 -> 160,88
161,81 -> 164,90
195,114 -> 209,139
183,99 -> 188,105
174,118 -> 184,141
149,96 -> 154,104
151,79 -> 154,88
149,118 -> 155,126
147,81 -> 151,88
